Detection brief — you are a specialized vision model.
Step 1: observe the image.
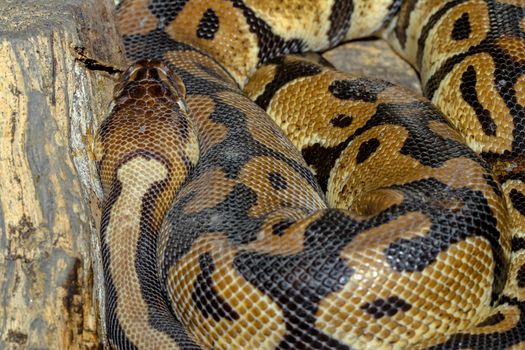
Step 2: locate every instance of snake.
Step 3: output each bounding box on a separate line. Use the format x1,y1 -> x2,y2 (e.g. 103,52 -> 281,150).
95,0 -> 525,349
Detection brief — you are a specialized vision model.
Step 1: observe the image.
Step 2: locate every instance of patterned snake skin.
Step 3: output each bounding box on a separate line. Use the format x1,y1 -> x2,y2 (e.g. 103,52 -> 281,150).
95,0 -> 525,349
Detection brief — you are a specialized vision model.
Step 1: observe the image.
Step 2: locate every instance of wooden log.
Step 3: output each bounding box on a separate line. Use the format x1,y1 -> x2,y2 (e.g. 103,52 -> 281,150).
0,0 -> 125,348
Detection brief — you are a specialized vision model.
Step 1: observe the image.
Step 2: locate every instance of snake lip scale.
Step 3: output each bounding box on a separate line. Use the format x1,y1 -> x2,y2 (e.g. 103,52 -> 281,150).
96,1 -> 525,349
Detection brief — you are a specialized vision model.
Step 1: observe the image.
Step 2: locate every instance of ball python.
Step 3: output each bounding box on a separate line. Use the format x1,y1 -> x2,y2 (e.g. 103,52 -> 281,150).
95,0 -> 525,349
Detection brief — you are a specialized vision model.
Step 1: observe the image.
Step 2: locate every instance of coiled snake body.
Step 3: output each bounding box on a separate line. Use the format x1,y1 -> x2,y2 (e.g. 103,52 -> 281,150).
96,0 -> 525,349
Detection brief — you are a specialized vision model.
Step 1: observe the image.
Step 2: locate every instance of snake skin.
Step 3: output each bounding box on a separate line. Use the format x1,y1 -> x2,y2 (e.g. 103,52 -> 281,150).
96,0 -> 525,349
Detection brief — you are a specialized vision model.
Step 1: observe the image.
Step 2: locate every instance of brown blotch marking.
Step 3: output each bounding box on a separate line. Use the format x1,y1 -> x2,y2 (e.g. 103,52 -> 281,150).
185,94 -> 228,154
432,53 -> 513,155
167,234 -> 286,349
178,168 -> 237,215
238,156 -> 325,217
327,124 -> 505,220
263,69 -> 379,151
316,235 -> 494,347
217,89 -> 311,162
164,0 -> 258,84
502,179 -> 525,235
460,65 -> 497,136
117,0 -> 159,35
420,1 -> 489,83
245,208 -> 320,255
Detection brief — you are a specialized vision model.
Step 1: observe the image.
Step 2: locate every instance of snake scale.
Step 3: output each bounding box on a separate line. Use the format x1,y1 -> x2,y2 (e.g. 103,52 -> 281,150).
95,0 -> 525,349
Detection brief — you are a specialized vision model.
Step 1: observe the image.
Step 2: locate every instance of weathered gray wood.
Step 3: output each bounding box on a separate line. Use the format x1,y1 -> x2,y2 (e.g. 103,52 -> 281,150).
0,1 -> 125,348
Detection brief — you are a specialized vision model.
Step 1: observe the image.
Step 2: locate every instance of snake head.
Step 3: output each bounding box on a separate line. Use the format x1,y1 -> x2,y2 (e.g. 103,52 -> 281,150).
112,59 -> 189,114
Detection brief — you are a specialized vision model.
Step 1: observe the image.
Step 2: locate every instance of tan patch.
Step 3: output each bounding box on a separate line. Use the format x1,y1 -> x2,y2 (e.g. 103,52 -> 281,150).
498,36 -> 525,64
166,234 -> 286,349
471,304 -> 521,334
264,69 -> 378,150
498,0 -> 525,7
317,235 -> 494,348
420,1 -> 490,84
244,64 -> 278,101
238,156 -> 326,217
106,157 -> 178,348
243,0 -> 334,50
433,53 -> 514,155
502,179 -> 525,236
178,168 -> 237,215
427,120 -> 466,143
349,188 -> 404,217
515,73 -> 525,109
217,89 -> 310,165
165,1 -> 258,84
117,0 -> 159,36
243,210 -> 327,256
185,94 -> 229,153
345,0 -> 402,40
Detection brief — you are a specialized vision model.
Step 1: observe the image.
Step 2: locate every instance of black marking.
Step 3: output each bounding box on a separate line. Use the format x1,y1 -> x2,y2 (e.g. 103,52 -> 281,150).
512,237 -> 525,252
460,65 -> 497,136
272,219 -> 295,236
518,264 -> 525,288
196,8 -> 219,40
476,312 -> 505,327
268,171 -> 288,190
327,0 -> 354,46
192,253 -> 240,321
234,210 -> 355,350
356,138 -> 380,164
302,141 -> 348,192
162,183 -> 263,269
452,12 -> 472,41
231,0 -> 306,64
328,79 -> 391,102
360,296 -> 412,319
509,188 -> 525,217
394,0 -> 419,49
255,58 -> 322,110
148,0 -> 189,28
330,114 -> 353,128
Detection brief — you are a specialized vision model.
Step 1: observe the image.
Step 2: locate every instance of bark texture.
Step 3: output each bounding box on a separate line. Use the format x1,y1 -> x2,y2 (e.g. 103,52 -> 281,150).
0,0 -> 125,348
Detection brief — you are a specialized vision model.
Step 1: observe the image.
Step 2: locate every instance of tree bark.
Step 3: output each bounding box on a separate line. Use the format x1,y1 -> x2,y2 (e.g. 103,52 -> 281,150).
0,0 -> 125,348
